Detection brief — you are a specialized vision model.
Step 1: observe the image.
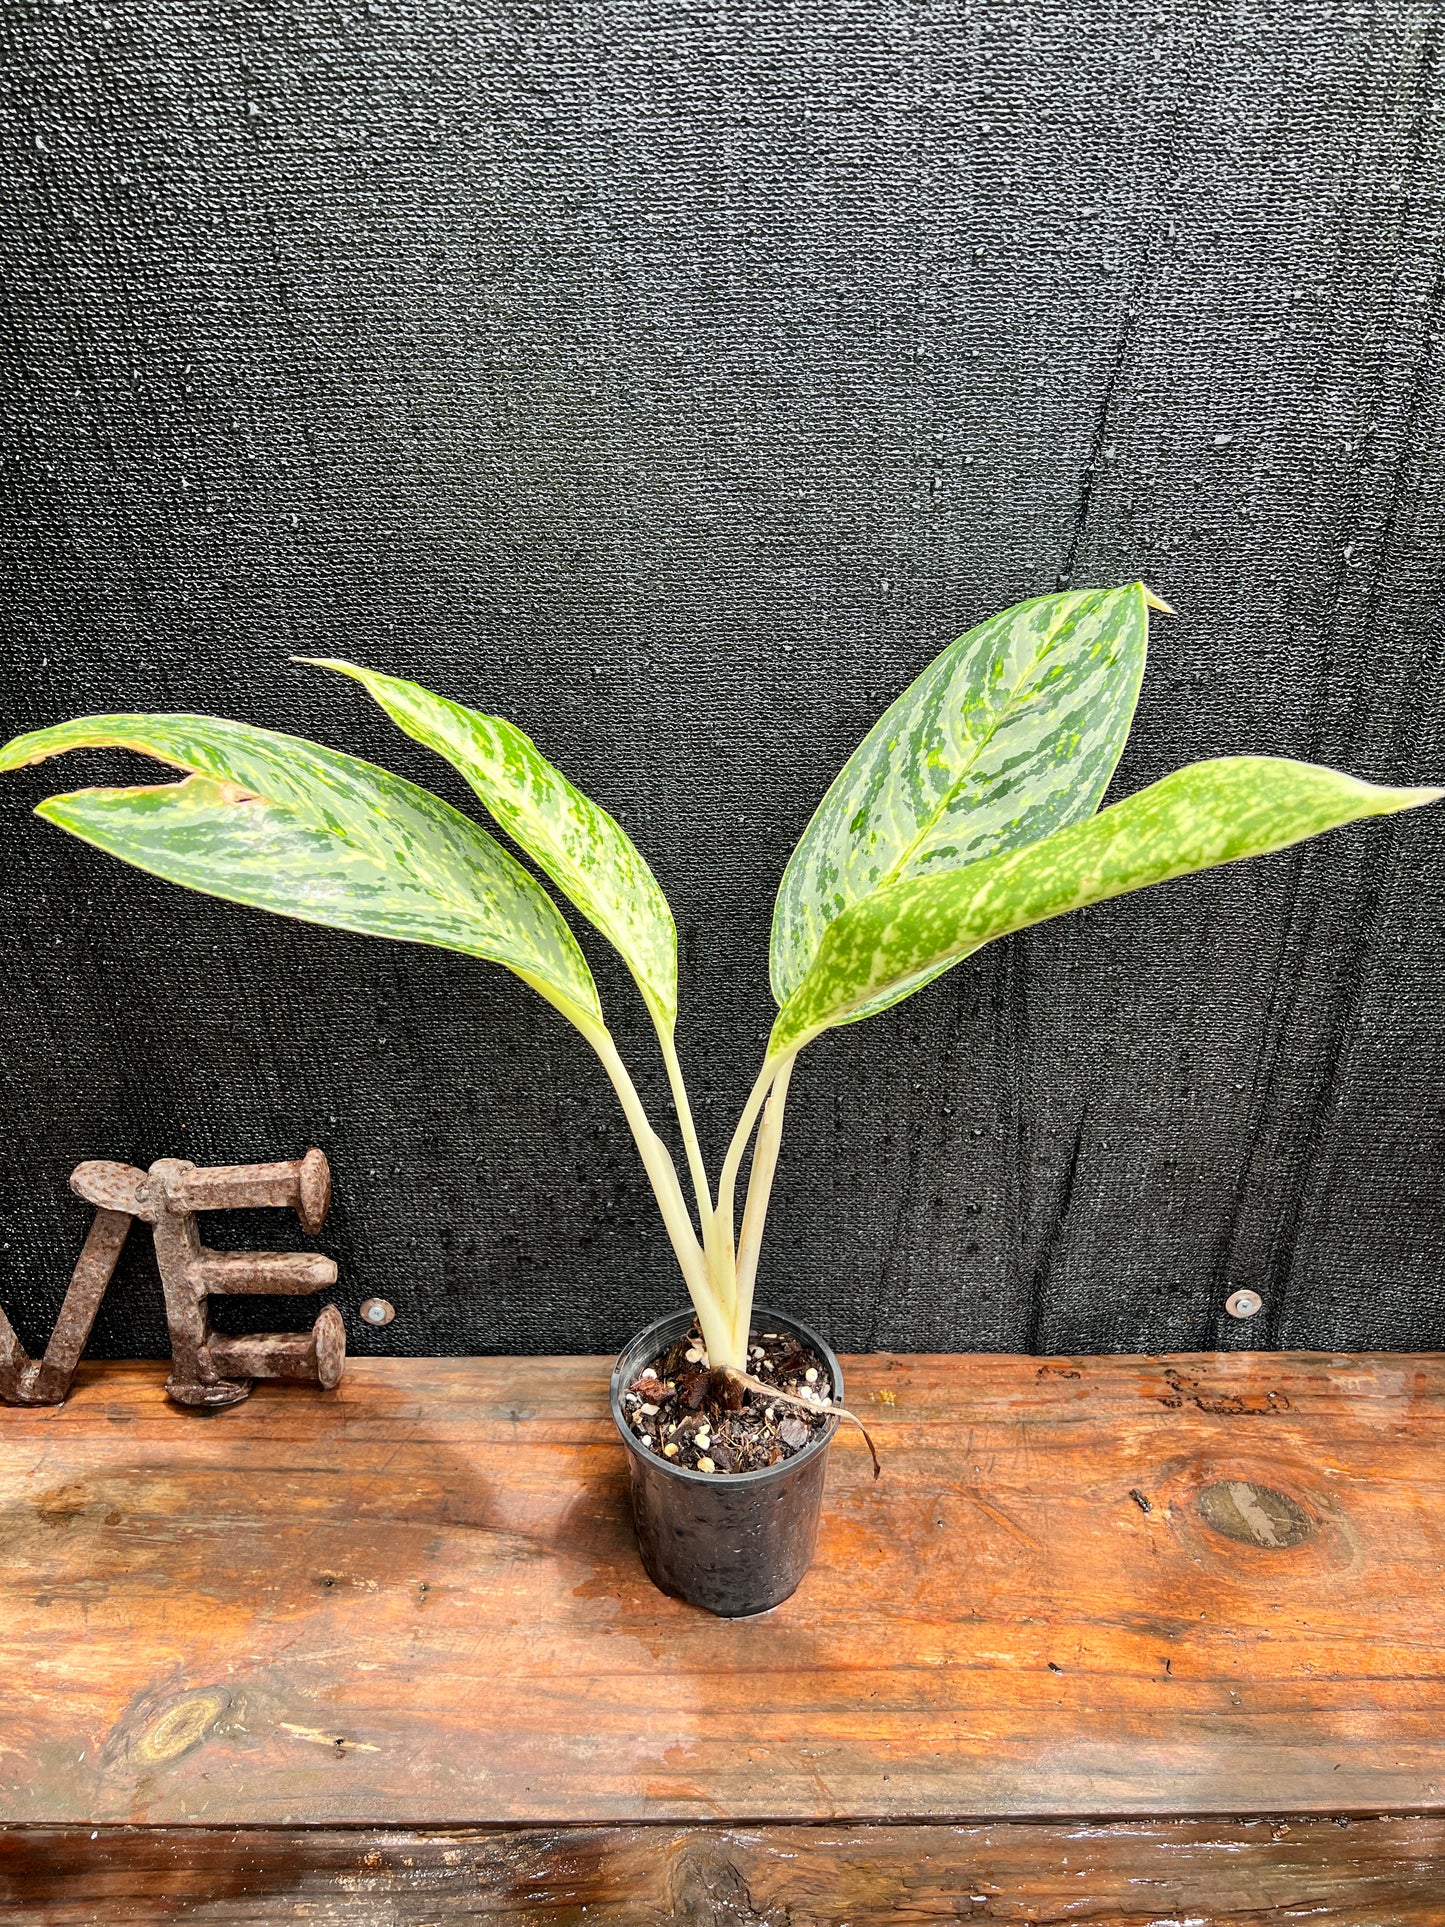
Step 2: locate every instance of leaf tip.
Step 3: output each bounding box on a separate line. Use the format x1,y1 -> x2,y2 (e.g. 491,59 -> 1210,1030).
292,654 -> 359,676
33,790 -> 90,833
1140,584 -> 1177,616
1353,773 -> 1445,813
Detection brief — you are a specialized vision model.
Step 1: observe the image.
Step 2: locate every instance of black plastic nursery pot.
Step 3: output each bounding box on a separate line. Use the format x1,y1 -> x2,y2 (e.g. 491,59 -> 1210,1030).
610,1305 -> 842,1618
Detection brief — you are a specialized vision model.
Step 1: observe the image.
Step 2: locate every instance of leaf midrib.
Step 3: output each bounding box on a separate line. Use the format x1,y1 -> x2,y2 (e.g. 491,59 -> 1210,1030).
873,621 -> 1067,892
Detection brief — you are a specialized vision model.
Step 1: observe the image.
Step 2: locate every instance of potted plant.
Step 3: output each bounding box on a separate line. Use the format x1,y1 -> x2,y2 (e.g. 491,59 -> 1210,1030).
4,582 -> 1436,1615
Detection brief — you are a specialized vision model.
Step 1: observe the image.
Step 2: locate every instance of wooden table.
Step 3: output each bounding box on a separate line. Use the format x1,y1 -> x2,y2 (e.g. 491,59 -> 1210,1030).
3,1351 -> 1444,1922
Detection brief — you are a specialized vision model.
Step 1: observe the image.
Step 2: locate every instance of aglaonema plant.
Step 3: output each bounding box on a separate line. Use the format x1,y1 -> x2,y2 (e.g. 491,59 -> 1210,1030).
2,584 -> 1438,1380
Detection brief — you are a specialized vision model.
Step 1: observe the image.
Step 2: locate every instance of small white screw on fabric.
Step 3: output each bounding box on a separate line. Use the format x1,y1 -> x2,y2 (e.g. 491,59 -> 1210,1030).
1226,1289 -> 1263,1320
360,1299 -> 395,1327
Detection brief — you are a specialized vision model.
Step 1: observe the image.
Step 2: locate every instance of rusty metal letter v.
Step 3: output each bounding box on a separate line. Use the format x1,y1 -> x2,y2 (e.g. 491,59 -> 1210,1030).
0,1149 -> 344,1409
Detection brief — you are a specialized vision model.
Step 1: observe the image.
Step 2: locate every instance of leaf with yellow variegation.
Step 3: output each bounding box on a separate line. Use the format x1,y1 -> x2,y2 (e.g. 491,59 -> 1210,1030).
302,659 -> 679,1030
0,712 -> 604,1036
770,756 -> 1441,1058
771,583 -> 1152,1026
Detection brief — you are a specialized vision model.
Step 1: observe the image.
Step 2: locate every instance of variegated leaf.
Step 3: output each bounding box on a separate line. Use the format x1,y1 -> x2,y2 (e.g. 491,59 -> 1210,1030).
770,756 -> 1441,1058
0,713 -> 604,1034
303,659 -> 679,1030
770,584 -> 1152,1019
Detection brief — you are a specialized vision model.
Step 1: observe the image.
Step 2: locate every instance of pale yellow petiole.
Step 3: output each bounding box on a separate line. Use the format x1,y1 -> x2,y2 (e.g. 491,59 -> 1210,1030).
656,1022 -> 716,1236
582,1025 -> 734,1365
714,1056 -> 786,1263
729,1052 -> 795,1360
587,1026 -> 804,1376
657,1018 -> 739,1334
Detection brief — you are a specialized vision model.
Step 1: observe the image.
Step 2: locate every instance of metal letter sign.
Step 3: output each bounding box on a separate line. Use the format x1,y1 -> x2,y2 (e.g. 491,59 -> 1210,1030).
0,1149 -> 345,1408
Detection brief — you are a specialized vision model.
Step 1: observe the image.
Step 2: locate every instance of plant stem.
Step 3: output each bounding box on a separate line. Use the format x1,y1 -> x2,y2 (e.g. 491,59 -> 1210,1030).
730,1052 -> 794,1357
714,1056 -> 784,1260
586,1032 -> 801,1378
657,1023 -> 715,1231
586,1028 -> 697,1263
702,1212 -> 739,1327
583,1025 -> 735,1359
653,1021 -> 742,1352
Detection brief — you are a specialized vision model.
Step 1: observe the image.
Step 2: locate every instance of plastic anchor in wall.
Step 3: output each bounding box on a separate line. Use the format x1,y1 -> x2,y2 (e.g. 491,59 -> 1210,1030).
0,1149 -> 345,1409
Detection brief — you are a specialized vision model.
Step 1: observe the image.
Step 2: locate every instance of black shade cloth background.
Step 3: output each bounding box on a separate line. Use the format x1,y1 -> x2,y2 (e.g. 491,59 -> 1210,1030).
2,1 -> 1442,1361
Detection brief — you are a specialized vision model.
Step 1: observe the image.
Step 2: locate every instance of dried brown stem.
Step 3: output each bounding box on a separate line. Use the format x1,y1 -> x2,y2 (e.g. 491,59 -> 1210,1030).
724,1368 -> 882,1479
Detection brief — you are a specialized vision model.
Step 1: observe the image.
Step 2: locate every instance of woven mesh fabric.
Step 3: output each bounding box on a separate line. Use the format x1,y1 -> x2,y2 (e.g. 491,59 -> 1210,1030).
2,2 -> 1442,1359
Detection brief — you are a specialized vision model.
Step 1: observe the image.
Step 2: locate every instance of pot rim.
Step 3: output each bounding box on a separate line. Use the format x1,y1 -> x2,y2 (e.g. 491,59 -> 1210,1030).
609,1304 -> 842,1488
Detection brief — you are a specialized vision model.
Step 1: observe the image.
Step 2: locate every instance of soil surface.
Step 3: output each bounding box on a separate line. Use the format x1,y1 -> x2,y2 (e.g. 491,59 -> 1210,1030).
622,1324 -> 833,1474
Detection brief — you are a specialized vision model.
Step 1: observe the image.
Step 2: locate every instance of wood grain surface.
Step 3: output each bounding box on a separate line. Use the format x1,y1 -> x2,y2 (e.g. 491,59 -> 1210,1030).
4,1352 -> 1445,1830
7,1817 -> 1445,1925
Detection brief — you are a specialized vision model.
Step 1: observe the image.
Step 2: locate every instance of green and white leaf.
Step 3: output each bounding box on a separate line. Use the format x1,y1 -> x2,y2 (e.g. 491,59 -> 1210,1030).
771,584 -> 1152,1023
0,713 -> 604,1034
302,659 -> 679,1030
770,756 -> 1441,1058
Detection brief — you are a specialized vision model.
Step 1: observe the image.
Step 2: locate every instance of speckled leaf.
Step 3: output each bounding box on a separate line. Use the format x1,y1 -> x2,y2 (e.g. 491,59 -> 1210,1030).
770,756 -> 1441,1058
0,713 -> 604,1034
304,659 -> 679,1030
770,584 -> 1152,1020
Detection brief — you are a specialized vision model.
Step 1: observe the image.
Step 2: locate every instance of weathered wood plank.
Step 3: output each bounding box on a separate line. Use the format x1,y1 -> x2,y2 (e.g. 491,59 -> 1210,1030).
3,1353 -> 1445,1828
5,1817 -> 1445,1924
